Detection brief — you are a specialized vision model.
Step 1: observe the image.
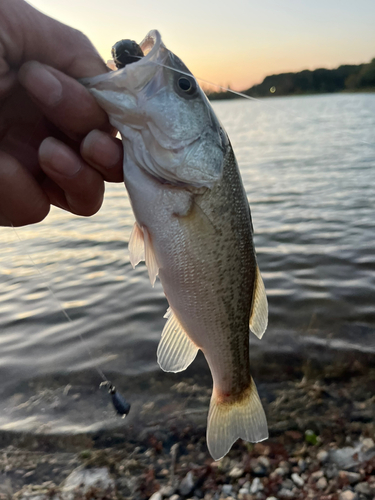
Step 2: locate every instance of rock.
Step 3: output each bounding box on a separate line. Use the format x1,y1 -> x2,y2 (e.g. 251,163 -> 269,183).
20,496 -> 58,500
275,467 -> 288,476
61,467 -> 115,499
330,443 -> 375,470
339,490 -> 358,500
229,466 -> 244,478
354,482 -> 372,495
252,464 -> 267,477
258,456 -> 271,469
281,479 -> 294,490
361,438 -> 375,452
266,498 -> 278,500
179,472 -> 195,496
159,485 -> 176,496
278,488 -> 295,499
317,450 -> 329,463
298,459 -> 307,472
291,473 -> 304,487
325,463 -> 339,479
169,496 -> 181,500
316,477 -> 328,490
149,493 -> 162,500
239,487 -> 250,495
222,484 -> 233,495
311,470 -> 324,480
250,477 -> 263,494
339,471 -> 362,484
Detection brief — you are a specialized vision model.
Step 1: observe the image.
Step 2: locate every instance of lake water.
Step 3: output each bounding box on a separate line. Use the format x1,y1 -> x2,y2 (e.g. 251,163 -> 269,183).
0,93 -> 374,434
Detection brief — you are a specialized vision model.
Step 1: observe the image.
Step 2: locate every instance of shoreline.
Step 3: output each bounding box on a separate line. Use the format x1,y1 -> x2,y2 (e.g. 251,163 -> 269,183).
2,359 -> 375,499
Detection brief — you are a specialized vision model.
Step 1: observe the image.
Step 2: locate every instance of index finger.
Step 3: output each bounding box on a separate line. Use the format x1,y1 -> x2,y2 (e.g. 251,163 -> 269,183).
1,0 -> 108,78
18,61 -> 112,139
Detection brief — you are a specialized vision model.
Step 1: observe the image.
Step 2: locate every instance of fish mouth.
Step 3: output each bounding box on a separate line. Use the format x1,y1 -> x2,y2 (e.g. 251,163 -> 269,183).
80,30 -> 166,90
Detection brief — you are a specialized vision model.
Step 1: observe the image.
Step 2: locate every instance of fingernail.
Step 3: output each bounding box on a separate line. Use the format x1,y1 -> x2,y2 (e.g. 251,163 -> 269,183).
19,61 -> 63,107
82,130 -> 121,168
39,138 -> 82,177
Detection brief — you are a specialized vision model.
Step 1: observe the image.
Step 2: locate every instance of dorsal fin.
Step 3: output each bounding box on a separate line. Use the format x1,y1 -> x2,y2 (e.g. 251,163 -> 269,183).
157,307 -> 199,373
249,265 -> 268,339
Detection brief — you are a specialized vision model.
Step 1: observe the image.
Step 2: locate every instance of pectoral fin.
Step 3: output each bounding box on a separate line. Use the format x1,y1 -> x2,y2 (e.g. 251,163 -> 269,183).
128,222 -> 145,268
143,227 -> 159,287
129,223 -> 159,287
157,307 -> 199,373
249,266 -> 268,339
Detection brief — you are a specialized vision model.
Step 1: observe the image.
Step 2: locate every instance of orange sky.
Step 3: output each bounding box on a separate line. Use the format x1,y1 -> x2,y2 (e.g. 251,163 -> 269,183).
29,0 -> 375,91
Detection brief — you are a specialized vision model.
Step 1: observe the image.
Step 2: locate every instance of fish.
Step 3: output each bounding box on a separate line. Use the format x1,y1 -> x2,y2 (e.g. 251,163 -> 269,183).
82,30 -> 268,460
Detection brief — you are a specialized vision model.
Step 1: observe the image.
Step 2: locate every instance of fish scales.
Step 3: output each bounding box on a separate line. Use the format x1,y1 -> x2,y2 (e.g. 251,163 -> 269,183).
82,30 -> 269,460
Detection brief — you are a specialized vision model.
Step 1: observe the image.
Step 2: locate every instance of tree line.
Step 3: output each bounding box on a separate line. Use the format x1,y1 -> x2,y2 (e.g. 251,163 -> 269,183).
207,57 -> 375,100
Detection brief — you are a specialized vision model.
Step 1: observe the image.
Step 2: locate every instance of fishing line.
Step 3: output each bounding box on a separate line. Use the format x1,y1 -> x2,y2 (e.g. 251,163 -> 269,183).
123,55 -> 374,144
10,222 -> 131,418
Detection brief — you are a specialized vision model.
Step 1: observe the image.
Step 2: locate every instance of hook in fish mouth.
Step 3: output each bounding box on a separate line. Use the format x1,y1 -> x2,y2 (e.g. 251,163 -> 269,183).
111,30 -> 164,70
111,39 -> 144,69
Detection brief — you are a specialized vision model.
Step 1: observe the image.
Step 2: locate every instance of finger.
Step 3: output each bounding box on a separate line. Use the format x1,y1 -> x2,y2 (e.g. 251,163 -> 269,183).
0,150 -> 50,226
81,130 -> 123,183
18,61 -> 111,140
39,137 -> 104,217
1,0 -> 108,78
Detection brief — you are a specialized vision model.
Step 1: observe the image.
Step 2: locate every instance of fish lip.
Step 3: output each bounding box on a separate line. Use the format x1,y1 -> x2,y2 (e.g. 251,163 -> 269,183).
79,30 -> 164,88
139,29 -> 162,61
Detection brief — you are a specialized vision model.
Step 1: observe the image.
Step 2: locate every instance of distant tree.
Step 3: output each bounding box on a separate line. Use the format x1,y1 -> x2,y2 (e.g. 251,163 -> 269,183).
208,57 -> 374,100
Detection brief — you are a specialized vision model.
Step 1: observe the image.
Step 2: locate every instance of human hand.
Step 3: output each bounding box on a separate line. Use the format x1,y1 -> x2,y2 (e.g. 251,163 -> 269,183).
0,0 -> 124,227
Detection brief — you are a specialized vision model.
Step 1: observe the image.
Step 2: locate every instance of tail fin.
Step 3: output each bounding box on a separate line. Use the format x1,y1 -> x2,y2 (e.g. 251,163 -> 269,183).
206,377 -> 268,460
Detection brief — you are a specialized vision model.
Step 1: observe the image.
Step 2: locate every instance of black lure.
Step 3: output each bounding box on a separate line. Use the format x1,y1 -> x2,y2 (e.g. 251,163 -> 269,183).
101,381 -> 131,417
111,39 -> 144,69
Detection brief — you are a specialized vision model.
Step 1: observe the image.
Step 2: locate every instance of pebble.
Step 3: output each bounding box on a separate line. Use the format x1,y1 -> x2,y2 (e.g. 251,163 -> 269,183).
229,466 -> 244,478
179,471 -> 195,496
250,477 -> 262,493
316,476 -> 328,490
339,471 -> 362,484
278,488 -> 295,499
291,473 -> 304,487
298,459 -> 307,472
258,456 -> 270,468
169,496 -> 181,500
275,467 -> 288,476
266,498 -> 278,500
222,484 -> 233,495
159,485 -> 176,496
354,482 -> 371,495
281,479 -> 294,490
61,467 -> 115,499
239,487 -> 249,495
311,470 -> 324,480
339,490 -> 358,500
317,450 -> 329,463
148,493 -> 162,500
361,438 -> 375,452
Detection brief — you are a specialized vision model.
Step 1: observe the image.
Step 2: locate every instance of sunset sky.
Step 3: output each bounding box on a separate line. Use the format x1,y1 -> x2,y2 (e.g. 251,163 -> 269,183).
29,0 -> 375,91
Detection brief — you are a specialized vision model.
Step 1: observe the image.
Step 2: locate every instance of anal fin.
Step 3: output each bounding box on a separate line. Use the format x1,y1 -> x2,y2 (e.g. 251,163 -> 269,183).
249,265 -> 268,339
157,307 -> 199,373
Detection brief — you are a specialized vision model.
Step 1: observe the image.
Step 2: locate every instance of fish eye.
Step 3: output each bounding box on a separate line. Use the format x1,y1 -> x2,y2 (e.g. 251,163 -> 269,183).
177,76 -> 197,96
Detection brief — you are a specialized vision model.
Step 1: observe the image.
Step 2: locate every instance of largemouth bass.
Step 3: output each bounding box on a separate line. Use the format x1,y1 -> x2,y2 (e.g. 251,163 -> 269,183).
83,30 -> 268,460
